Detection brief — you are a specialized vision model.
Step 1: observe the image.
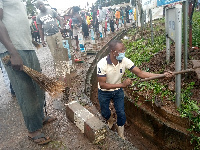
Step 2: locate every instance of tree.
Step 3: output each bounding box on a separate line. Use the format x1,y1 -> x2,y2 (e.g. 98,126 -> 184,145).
22,0 -> 36,16
23,0 -> 47,16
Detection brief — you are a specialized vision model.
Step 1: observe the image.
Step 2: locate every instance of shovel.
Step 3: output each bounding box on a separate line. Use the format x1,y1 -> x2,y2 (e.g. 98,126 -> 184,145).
129,64 -> 200,88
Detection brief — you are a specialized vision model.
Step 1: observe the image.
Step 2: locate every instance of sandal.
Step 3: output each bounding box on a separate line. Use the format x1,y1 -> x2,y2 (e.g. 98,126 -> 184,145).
28,133 -> 51,145
43,116 -> 57,126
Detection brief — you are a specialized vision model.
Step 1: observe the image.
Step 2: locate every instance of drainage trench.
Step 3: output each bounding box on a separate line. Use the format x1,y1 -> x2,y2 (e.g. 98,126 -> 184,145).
84,29 -> 195,149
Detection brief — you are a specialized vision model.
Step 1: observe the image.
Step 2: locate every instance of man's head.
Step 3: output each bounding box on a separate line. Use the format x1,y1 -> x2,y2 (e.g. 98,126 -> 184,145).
109,40 -> 126,59
99,5 -> 102,10
36,0 -> 46,12
72,6 -> 80,14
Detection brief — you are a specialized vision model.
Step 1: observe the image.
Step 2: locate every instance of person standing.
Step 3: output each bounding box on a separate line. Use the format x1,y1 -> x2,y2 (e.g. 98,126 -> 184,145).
97,40 -> 173,139
110,18 -> 115,33
36,0 -> 69,82
81,12 -> 89,38
71,6 -> 82,51
115,9 -> 120,30
120,7 -> 124,26
98,6 -> 107,37
129,8 -> 133,23
125,6 -> 130,23
92,7 -> 99,39
31,16 -> 40,43
0,0 -> 56,145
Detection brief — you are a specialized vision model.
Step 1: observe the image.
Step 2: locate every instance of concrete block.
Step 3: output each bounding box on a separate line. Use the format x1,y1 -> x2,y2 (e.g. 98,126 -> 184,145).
84,116 -> 107,144
74,108 -> 94,133
66,101 -> 107,143
66,101 -> 84,123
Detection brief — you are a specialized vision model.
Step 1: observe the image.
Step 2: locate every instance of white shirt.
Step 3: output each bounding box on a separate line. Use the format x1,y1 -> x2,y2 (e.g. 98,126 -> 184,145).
99,8 -> 106,22
97,55 -> 135,91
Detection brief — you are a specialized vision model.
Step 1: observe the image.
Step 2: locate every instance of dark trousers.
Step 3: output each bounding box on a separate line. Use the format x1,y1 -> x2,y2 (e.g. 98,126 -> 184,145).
33,32 -> 40,42
98,88 -> 126,126
0,50 -> 45,132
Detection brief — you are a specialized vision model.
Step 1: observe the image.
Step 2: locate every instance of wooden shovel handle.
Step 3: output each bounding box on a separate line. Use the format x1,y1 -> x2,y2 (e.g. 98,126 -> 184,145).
131,69 -> 195,82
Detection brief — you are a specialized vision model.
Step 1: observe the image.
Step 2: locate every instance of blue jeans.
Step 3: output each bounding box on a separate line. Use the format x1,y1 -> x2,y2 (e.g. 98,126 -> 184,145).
0,50 -> 45,132
98,88 -> 126,126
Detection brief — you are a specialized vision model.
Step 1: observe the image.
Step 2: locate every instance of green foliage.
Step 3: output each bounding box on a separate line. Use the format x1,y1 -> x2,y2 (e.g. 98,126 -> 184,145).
124,31 -> 165,68
22,0 -> 47,16
123,17 -> 200,148
136,80 -> 174,102
178,82 -> 200,149
192,10 -> 200,47
123,19 -> 169,101
23,0 -> 37,16
123,19 -> 166,78
191,134 -> 200,150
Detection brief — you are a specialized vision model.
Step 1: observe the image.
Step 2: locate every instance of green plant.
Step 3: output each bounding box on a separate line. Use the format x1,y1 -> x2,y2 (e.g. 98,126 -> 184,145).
123,16 -> 200,149
192,10 -> 200,47
178,82 -> 200,149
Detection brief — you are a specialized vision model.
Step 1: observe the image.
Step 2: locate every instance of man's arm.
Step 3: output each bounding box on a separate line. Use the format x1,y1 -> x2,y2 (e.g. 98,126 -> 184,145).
0,8 -> 23,71
131,66 -> 167,78
56,16 -> 63,28
98,76 -> 131,90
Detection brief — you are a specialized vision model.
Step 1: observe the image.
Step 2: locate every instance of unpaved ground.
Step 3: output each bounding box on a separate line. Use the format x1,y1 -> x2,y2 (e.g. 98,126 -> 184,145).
0,26 -> 137,150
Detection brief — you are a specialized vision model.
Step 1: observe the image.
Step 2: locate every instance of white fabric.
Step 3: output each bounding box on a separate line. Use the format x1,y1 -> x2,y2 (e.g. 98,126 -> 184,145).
97,55 -> 134,91
0,0 -> 34,53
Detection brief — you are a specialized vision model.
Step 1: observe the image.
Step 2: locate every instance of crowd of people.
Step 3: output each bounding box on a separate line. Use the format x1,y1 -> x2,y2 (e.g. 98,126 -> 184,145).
31,4 -> 137,50
0,0 -> 173,146
29,3 -> 138,69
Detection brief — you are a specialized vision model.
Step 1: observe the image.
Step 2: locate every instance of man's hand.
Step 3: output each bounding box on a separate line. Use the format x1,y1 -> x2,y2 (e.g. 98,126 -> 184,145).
164,71 -> 174,78
10,54 -> 23,71
74,24 -> 78,29
42,41 -> 46,47
122,78 -> 132,88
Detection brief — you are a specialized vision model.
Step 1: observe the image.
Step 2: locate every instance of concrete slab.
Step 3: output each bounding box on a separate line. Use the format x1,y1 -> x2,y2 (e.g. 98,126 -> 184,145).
66,101 -> 107,143
84,116 -> 107,144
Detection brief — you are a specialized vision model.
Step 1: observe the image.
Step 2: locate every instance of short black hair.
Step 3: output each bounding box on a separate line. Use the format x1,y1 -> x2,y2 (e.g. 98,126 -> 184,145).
73,6 -> 80,13
109,40 -> 122,51
36,0 -> 44,8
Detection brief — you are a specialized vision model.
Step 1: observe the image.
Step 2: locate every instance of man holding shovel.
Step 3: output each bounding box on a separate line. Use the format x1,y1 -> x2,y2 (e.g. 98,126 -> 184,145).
97,40 -> 173,139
